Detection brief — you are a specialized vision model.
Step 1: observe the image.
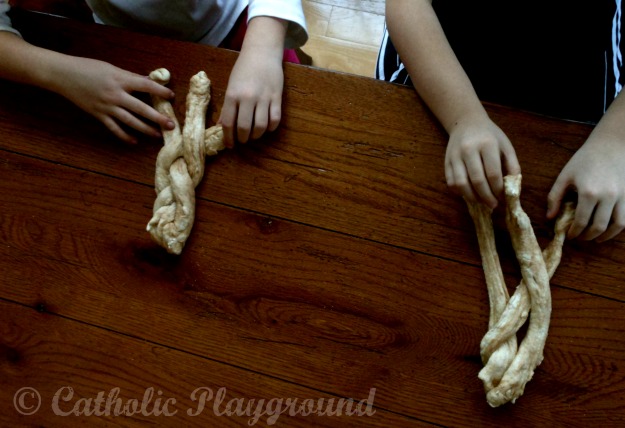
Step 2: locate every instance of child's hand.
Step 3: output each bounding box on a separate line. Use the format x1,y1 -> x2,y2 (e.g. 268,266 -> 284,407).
445,116 -> 521,209
54,57 -> 175,144
547,134 -> 625,242
219,47 -> 283,147
219,16 -> 288,148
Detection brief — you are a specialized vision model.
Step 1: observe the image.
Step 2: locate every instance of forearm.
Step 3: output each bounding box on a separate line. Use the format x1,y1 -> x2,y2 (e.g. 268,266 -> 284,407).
0,31 -> 75,94
386,0 -> 487,132
241,16 -> 287,61
587,91 -> 625,148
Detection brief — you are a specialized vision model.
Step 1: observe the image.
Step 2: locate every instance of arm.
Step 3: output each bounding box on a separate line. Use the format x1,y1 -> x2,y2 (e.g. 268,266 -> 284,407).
0,31 -> 175,144
386,0 -> 520,208
219,16 -> 287,147
547,92 -> 625,241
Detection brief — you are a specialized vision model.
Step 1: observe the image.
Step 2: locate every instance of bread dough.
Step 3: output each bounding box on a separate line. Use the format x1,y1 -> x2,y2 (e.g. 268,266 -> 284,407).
146,68 -> 225,254
466,174 -> 575,406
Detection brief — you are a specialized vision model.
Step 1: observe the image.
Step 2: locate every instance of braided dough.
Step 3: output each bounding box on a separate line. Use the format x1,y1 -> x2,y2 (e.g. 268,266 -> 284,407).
466,174 -> 575,407
147,68 -> 225,254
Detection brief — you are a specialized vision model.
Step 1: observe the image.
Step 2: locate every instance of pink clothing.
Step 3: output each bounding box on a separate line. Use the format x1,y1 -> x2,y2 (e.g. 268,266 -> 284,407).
220,9 -> 300,64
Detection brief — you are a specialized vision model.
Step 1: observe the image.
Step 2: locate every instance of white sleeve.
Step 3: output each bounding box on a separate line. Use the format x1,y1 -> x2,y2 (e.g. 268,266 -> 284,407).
0,1 -> 21,36
247,0 -> 308,48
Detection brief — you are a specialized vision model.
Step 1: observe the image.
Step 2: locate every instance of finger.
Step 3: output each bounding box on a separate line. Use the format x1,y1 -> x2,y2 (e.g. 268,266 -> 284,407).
101,116 -> 137,144
452,158 -> 478,203
236,101 -> 255,144
113,107 -> 162,138
251,101 -> 269,140
219,98 -> 238,148
121,93 -> 174,131
597,201 -> 625,242
568,193 -> 598,239
444,157 -> 456,190
465,154 -> 497,209
131,75 -> 175,100
501,142 -> 521,176
579,199 -> 615,241
268,98 -> 281,132
481,148 -> 504,201
546,174 -> 569,219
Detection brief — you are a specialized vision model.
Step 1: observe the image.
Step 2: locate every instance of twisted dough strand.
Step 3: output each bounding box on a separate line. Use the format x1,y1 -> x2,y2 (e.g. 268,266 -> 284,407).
466,174 -> 575,407
485,174 -> 552,406
147,68 -> 225,254
466,201 -> 518,392
480,203 -> 575,360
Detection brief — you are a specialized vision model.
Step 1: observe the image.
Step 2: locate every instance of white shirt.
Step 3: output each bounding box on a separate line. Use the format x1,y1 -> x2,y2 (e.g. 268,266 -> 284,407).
0,1 -> 19,36
0,0 -> 308,48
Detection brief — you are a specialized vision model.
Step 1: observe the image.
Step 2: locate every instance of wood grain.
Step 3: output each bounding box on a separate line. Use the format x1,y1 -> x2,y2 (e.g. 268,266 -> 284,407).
1,9 -> 624,428
2,11 -> 623,303
0,301 -> 415,427
1,149 -> 623,426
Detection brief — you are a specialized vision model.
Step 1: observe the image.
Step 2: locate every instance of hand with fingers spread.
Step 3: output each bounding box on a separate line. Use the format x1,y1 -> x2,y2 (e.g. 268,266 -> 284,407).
0,31 -> 174,144
53,57 -> 176,144
445,114 -> 521,209
219,16 -> 287,148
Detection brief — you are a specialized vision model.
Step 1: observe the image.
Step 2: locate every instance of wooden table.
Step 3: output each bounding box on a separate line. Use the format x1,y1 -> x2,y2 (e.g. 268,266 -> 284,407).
1,9 -> 624,427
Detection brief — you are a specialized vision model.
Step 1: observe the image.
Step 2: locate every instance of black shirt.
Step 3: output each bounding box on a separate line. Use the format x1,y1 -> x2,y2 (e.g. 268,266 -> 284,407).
432,1 -> 619,123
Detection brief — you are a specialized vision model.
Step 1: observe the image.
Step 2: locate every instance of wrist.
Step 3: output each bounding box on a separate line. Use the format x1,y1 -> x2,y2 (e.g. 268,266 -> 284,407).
590,93 -> 625,145
36,53 -> 82,96
445,108 -> 491,135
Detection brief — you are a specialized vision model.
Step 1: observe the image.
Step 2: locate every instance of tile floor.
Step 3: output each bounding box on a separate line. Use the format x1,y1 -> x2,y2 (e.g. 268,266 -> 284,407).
300,0 -> 385,77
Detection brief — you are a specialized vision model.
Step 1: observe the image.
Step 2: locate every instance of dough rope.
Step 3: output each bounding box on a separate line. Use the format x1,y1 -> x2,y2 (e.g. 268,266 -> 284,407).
466,201 -> 517,392
147,68 -> 225,254
466,174 -> 575,407
480,204 -> 575,360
